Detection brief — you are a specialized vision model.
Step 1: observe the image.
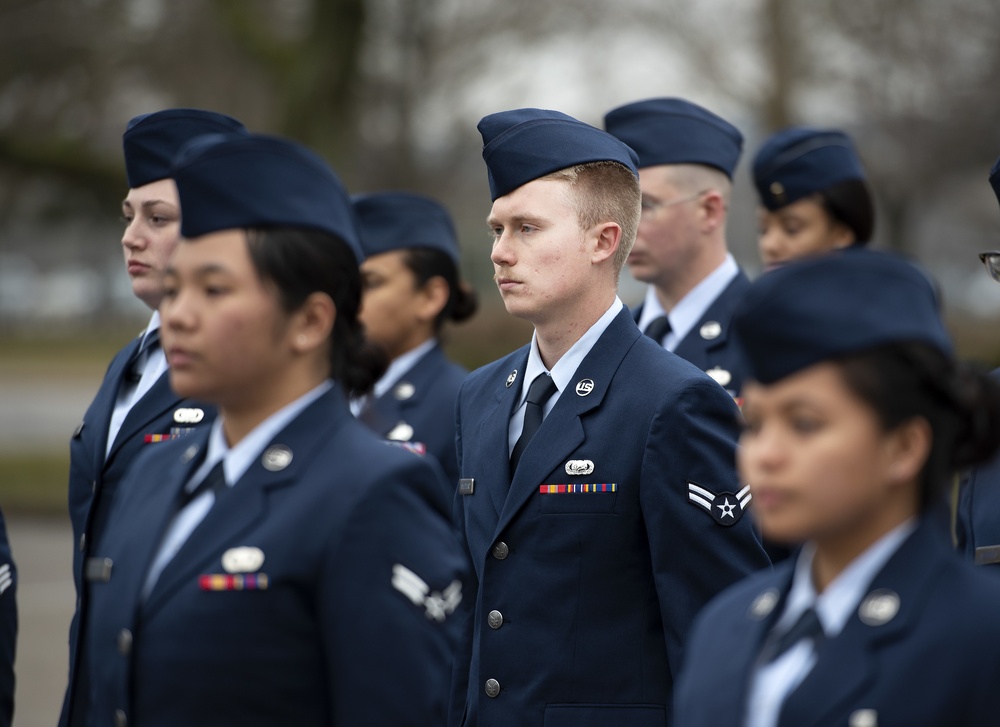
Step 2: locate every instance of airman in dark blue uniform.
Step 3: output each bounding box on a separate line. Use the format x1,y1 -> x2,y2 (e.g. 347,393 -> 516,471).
81,133 -> 468,727
752,127 -> 875,269
61,108 -> 246,727
675,249 -> 1000,727
452,108 -> 770,727
605,97 -> 751,399
955,155 -> 1000,569
351,192 -> 477,490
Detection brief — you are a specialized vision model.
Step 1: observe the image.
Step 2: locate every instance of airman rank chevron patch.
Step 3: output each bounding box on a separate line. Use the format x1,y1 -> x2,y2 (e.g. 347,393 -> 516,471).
688,482 -> 751,526
539,483 -> 617,493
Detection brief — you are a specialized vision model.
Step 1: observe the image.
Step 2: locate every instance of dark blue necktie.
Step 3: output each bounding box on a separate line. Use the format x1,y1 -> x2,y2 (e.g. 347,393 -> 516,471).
643,316 -> 671,342
126,328 -> 161,383
179,460 -> 228,508
510,374 -> 558,474
762,607 -> 825,663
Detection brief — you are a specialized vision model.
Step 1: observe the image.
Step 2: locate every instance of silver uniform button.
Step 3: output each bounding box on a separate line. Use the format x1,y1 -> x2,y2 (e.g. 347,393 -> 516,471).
488,610 -> 504,629
79,534 -> 86,552
491,542 -> 509,560
114,709 -> 127,727
484,678 -> 501,698
117,629 -> 133,656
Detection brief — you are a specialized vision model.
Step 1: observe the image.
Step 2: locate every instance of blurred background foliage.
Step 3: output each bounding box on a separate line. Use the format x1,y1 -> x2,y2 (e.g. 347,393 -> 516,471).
4,0 -> 1000,511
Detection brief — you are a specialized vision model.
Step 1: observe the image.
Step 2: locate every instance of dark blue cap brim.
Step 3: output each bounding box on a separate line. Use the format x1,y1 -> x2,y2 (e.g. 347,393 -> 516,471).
352,192 -> 460,263
479,109 -> 639,200
604,98 -> 743,177
171,133 -> 362,262
123,108 -> 247,188
733,248 -> 951,385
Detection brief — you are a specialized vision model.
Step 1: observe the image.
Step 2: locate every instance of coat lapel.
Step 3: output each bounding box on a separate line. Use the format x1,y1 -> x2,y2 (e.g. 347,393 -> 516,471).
141,388 -> 346,618
778,521 -> 946,727
369,345 -> 446,437
92,336 -> 143,473
495,310 -> 639,535
106,370 -> 184,463
478,350 -> 529,518
673,271 -> 749,364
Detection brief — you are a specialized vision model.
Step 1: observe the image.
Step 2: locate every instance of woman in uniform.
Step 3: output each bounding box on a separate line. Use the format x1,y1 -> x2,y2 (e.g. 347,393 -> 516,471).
955,155 -> 1000,569
674,248 -> 1000,727
351,192 -> 477,488
62,108 -> 245,727
752,127 -> 875,269
81,134 -> 468,727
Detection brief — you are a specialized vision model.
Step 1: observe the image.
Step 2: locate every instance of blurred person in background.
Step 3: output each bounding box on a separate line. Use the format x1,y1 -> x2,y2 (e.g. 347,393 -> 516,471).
61,108 -> 246,727
752,127 -> 875,270
351,192 -> 477,490
955,154 -> 1000,570
81,133 -> 468,727
605,97 -> 751,400
675,249 -> 1000,727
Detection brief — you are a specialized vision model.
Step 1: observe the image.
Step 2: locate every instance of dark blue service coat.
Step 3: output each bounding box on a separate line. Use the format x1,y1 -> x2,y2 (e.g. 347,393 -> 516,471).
675,518 -> 1000,727
955,369 -> 1000,570
83,386 -> 468,727
360,343 -> 467,490
452,308 -> 770,727
62,333 -> 214,726
632,270 -> 752,398
0,509 -> 16,727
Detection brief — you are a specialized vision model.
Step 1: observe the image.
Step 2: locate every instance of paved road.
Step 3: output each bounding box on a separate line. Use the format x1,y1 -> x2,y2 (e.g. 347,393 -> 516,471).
7,515 -> 74,727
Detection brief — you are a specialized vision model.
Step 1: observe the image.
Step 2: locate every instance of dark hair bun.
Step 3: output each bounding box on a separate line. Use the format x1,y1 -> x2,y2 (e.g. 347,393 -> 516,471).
949,366 -> 1000,469
449,282 -> 478,323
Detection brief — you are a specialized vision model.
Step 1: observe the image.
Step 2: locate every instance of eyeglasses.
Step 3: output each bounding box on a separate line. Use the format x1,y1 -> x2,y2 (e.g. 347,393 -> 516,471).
979,251 -> 1000,282
640,189 -> 708,216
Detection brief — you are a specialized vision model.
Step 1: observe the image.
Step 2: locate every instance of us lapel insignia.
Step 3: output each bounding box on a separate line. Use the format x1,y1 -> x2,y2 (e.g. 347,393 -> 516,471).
173,407 -> 205,424
748,588 -> 779,619
688,482 -> 751,526
565,459 -> 595,476
393,381 -> 415,400
387,421 -> 415,442
221,546 -> 265,574
858,589 -> 900,626
700,321 -> 722,340
706,367 -> 732,388
262,444 -> 293,471
506,370 -> 518,388
849,709 -> 878,727
575,378 -> 595,396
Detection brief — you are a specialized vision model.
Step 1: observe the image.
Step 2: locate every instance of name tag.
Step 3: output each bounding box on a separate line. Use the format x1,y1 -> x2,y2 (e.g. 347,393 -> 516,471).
85,557 -> 113,582
975,545 -> 1000,565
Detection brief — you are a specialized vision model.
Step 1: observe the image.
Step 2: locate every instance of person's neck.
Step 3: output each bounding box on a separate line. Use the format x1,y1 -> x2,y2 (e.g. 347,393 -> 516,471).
220,365 -> 327,447
653,245 -> 727,313
532,292 -> 614,370
810,499 -> 917,593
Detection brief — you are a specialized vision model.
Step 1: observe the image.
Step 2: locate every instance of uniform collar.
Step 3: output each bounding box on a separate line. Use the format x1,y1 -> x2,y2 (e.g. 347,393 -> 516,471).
190,379 -> 334,491
518,297 -> 624,408
372,338 -> 437,399
636,254 -> 739,348
780,517 -> 918,638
